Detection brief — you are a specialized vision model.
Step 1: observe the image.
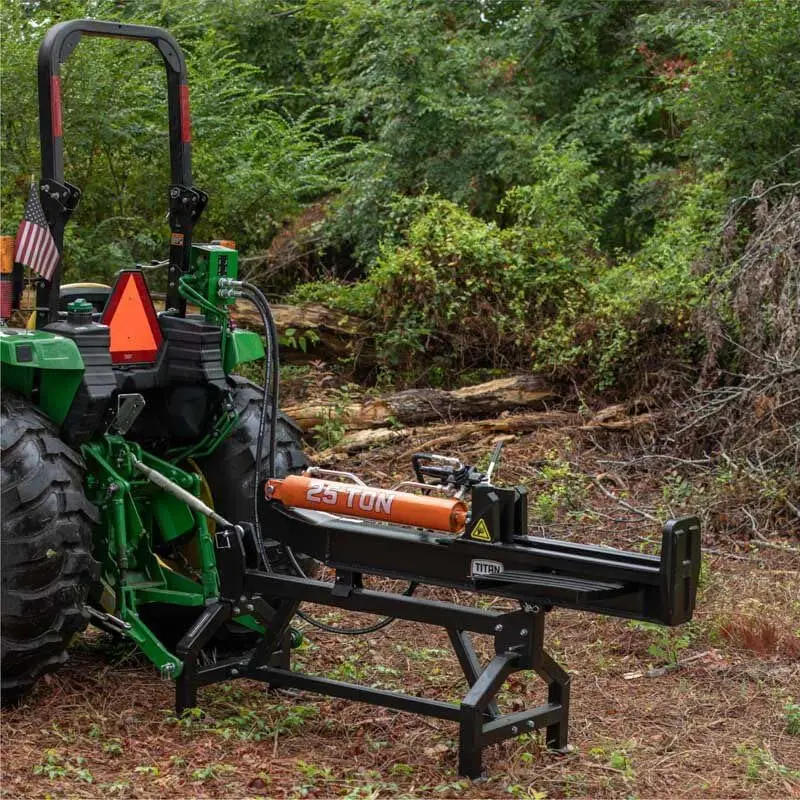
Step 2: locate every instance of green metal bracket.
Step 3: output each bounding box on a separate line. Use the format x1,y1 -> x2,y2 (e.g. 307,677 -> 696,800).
224,328 -> 265,373
189,244 -> 238,315
82,435 -> 224,677
0,328 -> 84,423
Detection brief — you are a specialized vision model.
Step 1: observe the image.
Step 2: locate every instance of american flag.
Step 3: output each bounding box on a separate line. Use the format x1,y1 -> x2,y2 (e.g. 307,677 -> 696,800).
14,180 -> 60,281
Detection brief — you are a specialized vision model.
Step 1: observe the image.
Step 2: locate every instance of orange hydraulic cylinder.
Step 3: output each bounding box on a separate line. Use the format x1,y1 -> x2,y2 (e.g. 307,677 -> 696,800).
266,475 -> 468,533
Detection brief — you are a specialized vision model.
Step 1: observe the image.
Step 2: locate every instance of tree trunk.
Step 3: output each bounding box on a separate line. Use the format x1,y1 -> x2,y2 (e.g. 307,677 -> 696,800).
284,375 -> 558,432
230,302 -> 373,365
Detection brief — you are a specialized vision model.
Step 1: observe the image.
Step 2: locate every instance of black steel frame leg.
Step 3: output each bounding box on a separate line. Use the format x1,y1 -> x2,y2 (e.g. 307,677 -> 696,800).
459,652 -> 518,778
178,569 -> 573,778
249,595 -> 291,672
175,602 -> 232,713
448,629 -> 499,719
536,651 -> 570,750
248,597 -> 300,670
175,672 -> 196,715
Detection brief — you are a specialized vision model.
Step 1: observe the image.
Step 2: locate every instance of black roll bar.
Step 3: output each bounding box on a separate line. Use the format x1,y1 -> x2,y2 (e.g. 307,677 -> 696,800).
35,20 -> 197,326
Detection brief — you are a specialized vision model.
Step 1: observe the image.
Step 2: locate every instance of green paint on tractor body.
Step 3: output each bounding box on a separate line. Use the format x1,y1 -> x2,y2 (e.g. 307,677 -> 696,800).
189,244 -> 238,317
0,17 -> 300,698
225,327 -> 265,372
0,328 -> 84,423
82,436 -> 224,676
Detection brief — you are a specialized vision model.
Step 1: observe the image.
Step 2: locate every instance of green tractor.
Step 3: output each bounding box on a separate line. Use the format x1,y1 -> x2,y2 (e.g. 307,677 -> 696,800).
1,19 -> 308,701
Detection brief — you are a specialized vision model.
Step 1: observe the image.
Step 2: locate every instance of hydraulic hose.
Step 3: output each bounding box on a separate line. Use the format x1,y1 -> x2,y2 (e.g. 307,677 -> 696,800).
239,284 -> 279,480
232,283 -> 278,574
233,279 -> 412,635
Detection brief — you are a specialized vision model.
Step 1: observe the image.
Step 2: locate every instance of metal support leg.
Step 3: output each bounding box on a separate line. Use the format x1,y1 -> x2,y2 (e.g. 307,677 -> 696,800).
448,629 -> 499,719
175,601 -> 232,713
174,564 -> 573,778
248,597 -> 300,670
536,651 -> 570,750
459,652 -> 518,778
249,595 -> 291,672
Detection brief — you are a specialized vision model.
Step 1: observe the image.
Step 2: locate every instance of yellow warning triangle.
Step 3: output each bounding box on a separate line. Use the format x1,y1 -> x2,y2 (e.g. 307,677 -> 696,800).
470,519 -> 492,542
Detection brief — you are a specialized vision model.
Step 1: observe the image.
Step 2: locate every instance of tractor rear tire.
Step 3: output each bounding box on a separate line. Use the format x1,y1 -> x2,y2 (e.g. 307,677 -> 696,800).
0,393 -> 98,705
198,376 -> 312,572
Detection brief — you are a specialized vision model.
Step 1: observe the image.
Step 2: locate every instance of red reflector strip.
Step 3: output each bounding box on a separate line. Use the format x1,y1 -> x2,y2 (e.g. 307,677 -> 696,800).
101,271 -> 163,364
51,76 -> 63,136
0,277 -> 13,319
179,83 -> 191,143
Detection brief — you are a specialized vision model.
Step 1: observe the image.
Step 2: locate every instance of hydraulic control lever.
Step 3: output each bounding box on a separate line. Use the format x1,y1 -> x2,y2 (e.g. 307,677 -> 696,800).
412,452 -> 487,493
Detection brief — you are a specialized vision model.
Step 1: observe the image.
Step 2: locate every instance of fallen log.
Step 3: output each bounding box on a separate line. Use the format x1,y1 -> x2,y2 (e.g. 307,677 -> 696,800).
315,410 -> 579,458
580,412 -> 660,430
230,302 -> 374,365
284,375 -> 558,432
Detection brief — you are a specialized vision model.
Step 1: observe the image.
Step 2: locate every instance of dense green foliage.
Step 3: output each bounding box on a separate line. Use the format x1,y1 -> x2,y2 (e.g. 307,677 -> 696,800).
2,0 -> 798,386
1,0 -> 345,282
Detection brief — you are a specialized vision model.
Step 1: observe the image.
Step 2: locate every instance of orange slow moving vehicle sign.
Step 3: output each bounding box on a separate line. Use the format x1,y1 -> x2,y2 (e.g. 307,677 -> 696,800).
101,270 -> 163,364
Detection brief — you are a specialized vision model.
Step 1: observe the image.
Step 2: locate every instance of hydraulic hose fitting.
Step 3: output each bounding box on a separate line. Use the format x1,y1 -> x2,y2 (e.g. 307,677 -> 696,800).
216,277 -> 245,299
217,277 -> 243,289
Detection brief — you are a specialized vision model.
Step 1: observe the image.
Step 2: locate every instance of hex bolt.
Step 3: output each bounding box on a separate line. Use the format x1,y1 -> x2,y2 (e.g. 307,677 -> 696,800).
494,624 -> 504,633
230,668 -> 239,677
511,726 -> 518,735
232,606 -> 240,615
246,604 -> 255,613
239,595 -> 248,603
520,628 -> 528,637
527,721 -> 535,729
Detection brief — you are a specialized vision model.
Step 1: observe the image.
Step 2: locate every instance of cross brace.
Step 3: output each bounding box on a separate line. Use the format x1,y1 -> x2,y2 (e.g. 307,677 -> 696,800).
174,527 -> 570,778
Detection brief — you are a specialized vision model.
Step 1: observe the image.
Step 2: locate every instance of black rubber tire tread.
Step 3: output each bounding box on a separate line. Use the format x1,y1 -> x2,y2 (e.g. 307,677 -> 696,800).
1,393 -> 99,704
198,376 -> 308,528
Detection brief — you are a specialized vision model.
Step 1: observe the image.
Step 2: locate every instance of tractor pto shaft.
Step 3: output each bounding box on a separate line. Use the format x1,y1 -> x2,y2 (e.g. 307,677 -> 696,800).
266,475 -> 468,533
132,458 -> 233,529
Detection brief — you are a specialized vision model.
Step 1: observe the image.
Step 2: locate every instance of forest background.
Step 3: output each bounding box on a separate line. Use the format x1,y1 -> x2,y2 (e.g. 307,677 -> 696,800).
2,4 -> 799,796
2,0 -> 798,534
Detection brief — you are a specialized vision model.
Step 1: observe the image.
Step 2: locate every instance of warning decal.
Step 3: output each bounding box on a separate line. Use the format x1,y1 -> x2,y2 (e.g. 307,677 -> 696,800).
470,518 -> 493,542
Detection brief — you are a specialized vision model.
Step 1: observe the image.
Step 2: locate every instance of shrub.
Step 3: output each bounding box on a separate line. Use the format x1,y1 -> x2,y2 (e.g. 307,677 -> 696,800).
293,143 -> 611,377
367,198 -> 526,369
533,171 -> 727,388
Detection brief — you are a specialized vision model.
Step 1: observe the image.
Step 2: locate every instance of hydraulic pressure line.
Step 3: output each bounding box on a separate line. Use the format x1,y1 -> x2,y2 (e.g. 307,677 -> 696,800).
224,278 -> 414,635
234,283 -> 279,574
214,277 -> 279,573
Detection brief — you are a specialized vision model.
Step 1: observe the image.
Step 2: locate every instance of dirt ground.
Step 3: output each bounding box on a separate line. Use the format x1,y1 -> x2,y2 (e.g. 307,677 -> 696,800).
2,418 -> 799,799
